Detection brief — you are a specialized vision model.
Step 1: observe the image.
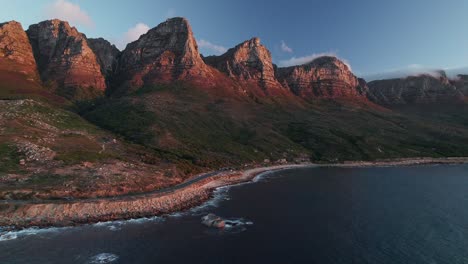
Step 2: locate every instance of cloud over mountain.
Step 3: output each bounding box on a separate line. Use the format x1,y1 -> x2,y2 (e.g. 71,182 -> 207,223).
45,0 -> 94,28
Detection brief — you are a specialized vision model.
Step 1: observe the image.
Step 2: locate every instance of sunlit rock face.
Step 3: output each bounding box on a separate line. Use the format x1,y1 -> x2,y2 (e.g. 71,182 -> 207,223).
0,21 -> 40,82
27,19 -> 106,99
204,37 -> 287,96
114,17 -> 216,94
368,71 -> 464,105
276,56 -> 368,99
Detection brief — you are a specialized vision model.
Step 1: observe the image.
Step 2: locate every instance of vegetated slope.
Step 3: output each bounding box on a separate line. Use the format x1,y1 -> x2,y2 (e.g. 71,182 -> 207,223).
82,82 -> 468,167
0,99 -> 183,200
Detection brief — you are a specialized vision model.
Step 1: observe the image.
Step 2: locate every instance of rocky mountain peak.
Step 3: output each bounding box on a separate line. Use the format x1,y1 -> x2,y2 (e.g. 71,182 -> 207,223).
246,37 -> 260,47
0,20 -> 40,82
203,37 -> 286,95
304,56 -> 350,70
277,56 -> 366,99
26,19 -> 106,99
0,20 -> 25,34
113,17 -> 213,93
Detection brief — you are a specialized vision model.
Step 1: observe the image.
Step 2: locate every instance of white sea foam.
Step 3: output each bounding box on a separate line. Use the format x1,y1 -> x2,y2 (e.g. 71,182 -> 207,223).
88,253 -> 119,263
168,211 -> 185,218
187,187 -> 230,214
107,225 -> 121,231
124,216 -> 164,224
0,215 -> 165,242
0,226 -> 64,242
92,216 -> 164,230
0,232 -> 17,241
186,169 -> 286,216
252,169 -> 284,182
222,217 -> 253,233
168,183 -> 237,218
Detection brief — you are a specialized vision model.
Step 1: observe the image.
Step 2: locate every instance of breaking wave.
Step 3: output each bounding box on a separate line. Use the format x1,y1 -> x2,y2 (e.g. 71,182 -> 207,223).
93,216 -> 165,231
223,217 -> 254,233
88,253 -> 119,263
180,169 -> 286,217
0,226 -> 65,242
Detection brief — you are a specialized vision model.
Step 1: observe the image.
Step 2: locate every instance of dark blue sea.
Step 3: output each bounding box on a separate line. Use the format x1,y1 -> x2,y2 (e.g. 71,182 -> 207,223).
1,164 -> 468,264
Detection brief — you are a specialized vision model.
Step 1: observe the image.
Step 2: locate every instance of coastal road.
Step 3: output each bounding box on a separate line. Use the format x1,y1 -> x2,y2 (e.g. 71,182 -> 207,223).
0,169 -> 231,205
3,157 -> 465,206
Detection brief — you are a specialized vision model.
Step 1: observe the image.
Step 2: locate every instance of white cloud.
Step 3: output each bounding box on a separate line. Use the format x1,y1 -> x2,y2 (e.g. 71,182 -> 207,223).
198,39 -> 228,55
116,23 -> 150,50
363,64 -> 447,81
445,66 -> 468,78
278,51 -> 352,70
280,40 -> 293,53
45,0 -> 94,28
279,52 -> 336,67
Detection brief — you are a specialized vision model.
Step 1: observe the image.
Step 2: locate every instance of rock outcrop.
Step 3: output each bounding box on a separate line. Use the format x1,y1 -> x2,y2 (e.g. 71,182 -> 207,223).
204,38 -> 286,96
453,74 -> 468,96
87,38 -> 120,81
201,213 -> 225,228
276,56 -> 367,99
367,71 -> 464,105
113,17 -> 215,94
27,19 -> 106,99
0,21 -> 40,83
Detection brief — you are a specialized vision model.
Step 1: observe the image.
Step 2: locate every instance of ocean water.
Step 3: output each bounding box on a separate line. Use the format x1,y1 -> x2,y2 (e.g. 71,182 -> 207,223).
1,164 -> 468,263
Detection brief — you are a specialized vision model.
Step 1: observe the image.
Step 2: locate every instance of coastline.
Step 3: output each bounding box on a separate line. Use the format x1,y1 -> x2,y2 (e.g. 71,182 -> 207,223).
1,157 -> 468,229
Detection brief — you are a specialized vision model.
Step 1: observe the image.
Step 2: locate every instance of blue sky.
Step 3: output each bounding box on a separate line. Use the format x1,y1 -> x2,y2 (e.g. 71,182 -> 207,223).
1,0 -> 467,79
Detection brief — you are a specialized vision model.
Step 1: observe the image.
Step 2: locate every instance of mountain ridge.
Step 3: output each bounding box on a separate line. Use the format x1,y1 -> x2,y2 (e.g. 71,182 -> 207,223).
2,17 -> 468,105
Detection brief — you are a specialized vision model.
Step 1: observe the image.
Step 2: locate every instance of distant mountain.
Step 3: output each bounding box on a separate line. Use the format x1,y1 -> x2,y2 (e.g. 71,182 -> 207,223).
277,56 -> 368,99
367,71 -> 464,105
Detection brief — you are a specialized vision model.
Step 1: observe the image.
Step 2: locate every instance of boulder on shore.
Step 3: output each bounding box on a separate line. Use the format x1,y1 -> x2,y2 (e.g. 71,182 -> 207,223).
201,213 -> 225,228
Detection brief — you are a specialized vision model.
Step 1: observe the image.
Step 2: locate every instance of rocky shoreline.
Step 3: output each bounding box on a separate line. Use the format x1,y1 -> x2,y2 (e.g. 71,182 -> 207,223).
1,157 -> 468,229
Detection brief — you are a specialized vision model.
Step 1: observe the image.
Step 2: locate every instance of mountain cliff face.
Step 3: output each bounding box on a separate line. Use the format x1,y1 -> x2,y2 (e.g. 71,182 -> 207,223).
276,56 -> 367,99
113,17 -> 215,94
0,21 -> 40,83
27,19 -> 106,99
367,72 -> 464,105
204,38 -> 287,96
87,38 -> 120,80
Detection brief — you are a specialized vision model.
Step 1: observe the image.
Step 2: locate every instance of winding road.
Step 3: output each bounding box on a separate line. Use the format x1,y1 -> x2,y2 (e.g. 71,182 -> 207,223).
0,169 -> 231,205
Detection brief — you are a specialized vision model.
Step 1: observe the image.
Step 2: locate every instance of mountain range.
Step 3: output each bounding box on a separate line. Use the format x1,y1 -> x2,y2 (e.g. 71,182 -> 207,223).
1,17 -> 468,200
